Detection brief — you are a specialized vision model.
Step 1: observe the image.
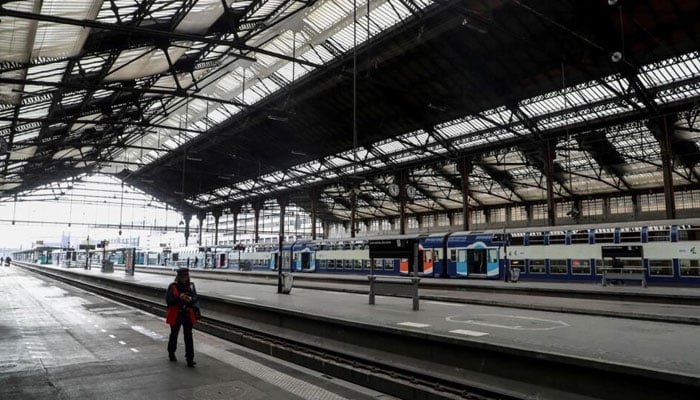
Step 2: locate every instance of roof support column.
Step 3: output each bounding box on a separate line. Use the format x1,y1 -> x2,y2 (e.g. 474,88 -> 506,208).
252,201 -> 262,243
459,157 -> 472,230
349,189 -> 357,238
632,193 -> 641,219
230,205 -> 241,245
197,211 -> 206,246
399,171 -> 408,235
183,212 -> 192,246
544,140 -> 557,226
659,115 -> 677,219
212,209 -> 222,246
310,189 -> 319,240
277,196 -> 288,294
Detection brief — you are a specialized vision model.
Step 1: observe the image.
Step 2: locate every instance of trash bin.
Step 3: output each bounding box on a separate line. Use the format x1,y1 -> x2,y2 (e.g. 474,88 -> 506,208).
510,268 -> 520,283
101,260 -> 114,273
281,272 -> 294,294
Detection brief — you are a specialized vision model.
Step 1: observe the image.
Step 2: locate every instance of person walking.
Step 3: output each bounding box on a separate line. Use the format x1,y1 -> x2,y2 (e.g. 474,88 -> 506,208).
165,268 -> 199,367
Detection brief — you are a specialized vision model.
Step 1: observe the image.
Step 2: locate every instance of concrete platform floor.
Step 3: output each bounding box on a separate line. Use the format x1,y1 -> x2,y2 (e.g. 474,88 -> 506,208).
0,266 -> 395,400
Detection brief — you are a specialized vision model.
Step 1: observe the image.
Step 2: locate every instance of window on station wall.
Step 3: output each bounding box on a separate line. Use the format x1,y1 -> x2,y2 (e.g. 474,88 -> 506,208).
647,226 -> 671,241
582,198 -> 604,216
678,224 -> 700,241
556,202 -> 573,218
649,259 -> 673,276
453,212 -> 463,226
679,259 -> 700,277
640,192 -> 666,212
528,259 -> 545,273
490,208 -> 506,223
437,213 -> 451,227
676,189 -> 700,209
510,206 -> 527,221
571,258 -> 591,274
609,196 -> 633,215
470,210 -> 485,225
407,216 -> 419,230
549,259 -> 567,274
531,204 -> 547,221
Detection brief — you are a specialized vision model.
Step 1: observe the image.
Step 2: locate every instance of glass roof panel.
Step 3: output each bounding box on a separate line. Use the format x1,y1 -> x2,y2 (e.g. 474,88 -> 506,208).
33,0 -> 101,59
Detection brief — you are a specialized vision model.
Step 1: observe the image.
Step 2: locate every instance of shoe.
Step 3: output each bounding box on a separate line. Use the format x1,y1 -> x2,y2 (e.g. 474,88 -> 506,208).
169,354 -> 177,362
187,360 -> 196,368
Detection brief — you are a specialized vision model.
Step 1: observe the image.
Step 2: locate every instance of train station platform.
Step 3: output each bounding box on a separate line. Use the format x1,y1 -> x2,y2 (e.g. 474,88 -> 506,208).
139,264 -> 700,324
4,262 -> 700,399
0,265 -> 395,400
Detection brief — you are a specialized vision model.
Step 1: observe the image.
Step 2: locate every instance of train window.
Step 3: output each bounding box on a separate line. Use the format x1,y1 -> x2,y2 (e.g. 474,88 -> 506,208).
528,259 -> 545,274
619,227 -> 641,243
571,230 -> 590,244
528,233 -> 545,245
509,233 -> 525,246
450,249 -> 457,261
594,229 -> 614,243
385,259 -> 395,271
648,260 -> 673,276
549,259 -> 567,274
679,259 -> 700,277
355,260 -> 362,270
678,226 -> 700,241
571,259 -> 591,274
595,258 -> 612,275
647,227 -> 670,242
548,232 -> 566,245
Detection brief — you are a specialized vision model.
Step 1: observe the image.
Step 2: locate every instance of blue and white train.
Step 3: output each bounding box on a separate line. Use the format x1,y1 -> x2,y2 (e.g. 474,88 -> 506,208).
229,218 -> 700,285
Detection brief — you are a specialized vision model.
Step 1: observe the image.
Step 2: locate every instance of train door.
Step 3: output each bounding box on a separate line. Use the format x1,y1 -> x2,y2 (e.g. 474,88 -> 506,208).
218,253 -> 227,268
455,249 -> 468,276
269,252 -> 279,270
467,248 -> 488,275
295,251 -> 309,271
423,249 -> 434,276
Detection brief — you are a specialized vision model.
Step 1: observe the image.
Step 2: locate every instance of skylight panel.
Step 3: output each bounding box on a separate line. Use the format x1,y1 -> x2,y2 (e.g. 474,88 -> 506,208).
0,2 -> 35,62
106,45 -> 188,81
26,60 -> 69,82
33,0 -> 100,59
307,0 -> 349,32
96,0 -> 140,24
176,0 -> 224,34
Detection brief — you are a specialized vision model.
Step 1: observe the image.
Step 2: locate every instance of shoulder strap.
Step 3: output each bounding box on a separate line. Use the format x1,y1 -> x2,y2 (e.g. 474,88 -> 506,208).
171,283 -> 180,297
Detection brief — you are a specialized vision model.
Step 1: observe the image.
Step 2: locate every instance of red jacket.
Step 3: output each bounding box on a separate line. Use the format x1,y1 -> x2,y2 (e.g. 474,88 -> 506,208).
165,282 -> 198,325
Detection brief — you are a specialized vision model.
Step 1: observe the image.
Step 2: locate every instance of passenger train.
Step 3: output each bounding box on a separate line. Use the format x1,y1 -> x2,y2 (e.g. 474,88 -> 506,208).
228,217 -> 700,285
13,218 -> 700,285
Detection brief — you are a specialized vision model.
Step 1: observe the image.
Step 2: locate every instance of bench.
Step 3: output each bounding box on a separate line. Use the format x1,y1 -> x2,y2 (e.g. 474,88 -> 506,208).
368,276 -> 421,310
601,267 -> 647,288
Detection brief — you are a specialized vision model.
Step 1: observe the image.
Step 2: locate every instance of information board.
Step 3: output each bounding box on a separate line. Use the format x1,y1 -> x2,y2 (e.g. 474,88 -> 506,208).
124,248 -> 136,275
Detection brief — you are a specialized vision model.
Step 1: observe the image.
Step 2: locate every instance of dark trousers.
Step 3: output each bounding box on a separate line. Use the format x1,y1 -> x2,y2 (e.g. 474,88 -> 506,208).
168,314 -> 194,361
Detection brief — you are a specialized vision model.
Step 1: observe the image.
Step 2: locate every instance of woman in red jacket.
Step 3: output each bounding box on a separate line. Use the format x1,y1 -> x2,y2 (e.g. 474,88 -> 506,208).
166,268 -> 198,367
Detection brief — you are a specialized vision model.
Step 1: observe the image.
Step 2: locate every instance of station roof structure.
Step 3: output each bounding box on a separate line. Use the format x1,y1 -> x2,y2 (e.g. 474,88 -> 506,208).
1,0 -> 700,223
